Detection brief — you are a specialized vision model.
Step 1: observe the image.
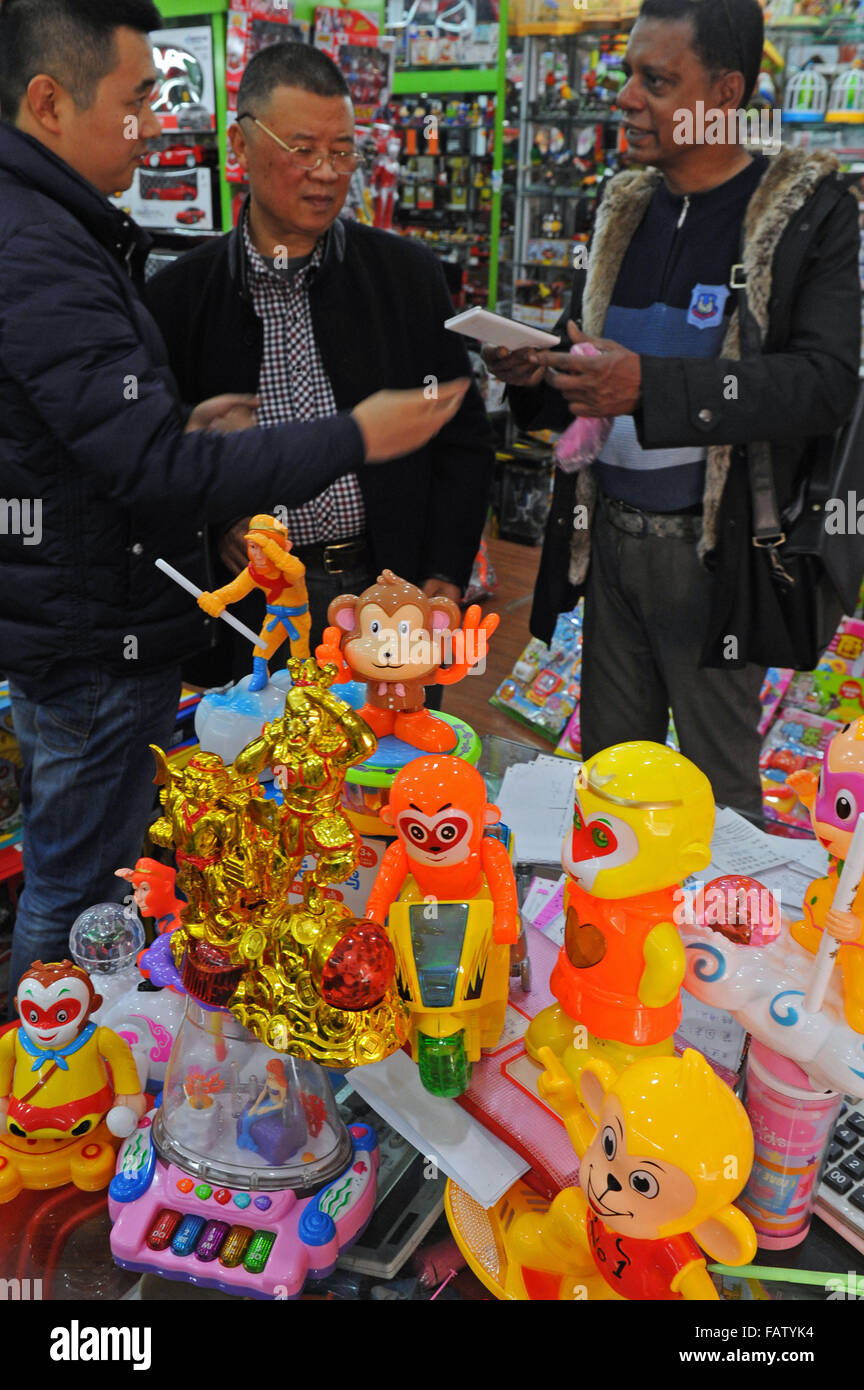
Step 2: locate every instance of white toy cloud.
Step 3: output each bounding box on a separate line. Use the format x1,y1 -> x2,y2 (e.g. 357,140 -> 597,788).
682,922 -> 864,1098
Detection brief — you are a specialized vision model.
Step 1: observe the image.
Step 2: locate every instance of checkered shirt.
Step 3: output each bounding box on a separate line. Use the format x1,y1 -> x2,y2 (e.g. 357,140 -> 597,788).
243,213 -> 366,545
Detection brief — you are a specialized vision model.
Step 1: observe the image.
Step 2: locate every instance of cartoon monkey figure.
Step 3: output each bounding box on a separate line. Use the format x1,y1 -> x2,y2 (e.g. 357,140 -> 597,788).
0,961 -> 146,1142
788,717 -> 864,1032
197,514 -> 311,692
526,742 -> 714,1079
316,569 -> 499,753
502,1047 -> 756,1300
366,754 -> 520,944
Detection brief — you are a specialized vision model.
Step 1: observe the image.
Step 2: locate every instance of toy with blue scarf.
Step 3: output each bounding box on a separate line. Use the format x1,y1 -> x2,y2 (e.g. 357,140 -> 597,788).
197,513 -> 310,692
0,959 -> 146,1201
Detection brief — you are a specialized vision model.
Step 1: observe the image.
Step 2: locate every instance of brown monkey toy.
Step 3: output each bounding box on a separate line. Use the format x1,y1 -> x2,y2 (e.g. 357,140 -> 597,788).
316,570 -> 499,753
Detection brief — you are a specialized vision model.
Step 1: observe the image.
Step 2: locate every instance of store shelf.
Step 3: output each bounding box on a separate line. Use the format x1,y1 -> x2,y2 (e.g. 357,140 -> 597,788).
526,108 -> 618,122
783,118 -> 864,129
392,69 -> 499,95
157,0 -> 228,14
522,184 -> 595,196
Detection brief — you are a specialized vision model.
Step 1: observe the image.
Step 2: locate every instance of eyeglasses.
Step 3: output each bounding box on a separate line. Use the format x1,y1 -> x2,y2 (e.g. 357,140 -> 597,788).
237,113 -> 364,174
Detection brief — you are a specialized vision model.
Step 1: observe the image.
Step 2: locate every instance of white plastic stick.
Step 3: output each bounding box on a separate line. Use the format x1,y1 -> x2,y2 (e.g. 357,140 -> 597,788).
804,811 -> 864,1015
155,557 -> 262,647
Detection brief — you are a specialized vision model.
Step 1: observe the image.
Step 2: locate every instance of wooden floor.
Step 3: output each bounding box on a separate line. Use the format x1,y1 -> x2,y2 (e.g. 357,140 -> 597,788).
442,536 -> 553,751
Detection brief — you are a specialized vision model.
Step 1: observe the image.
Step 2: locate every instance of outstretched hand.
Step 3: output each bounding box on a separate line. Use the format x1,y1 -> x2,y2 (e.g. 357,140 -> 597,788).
186,394 -> 260,434
539,321 -> 641,417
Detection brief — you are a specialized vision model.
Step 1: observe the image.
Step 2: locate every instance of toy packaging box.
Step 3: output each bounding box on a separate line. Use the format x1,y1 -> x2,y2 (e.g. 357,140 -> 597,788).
759,706 -> 836,829
111,167 -> 215,232
758,665 -> 795,736
490,606 -> 583,742
782,617 -> 864,724
314,7 -> 381,60
525,237 -> 572,266
227,0 -> 310,97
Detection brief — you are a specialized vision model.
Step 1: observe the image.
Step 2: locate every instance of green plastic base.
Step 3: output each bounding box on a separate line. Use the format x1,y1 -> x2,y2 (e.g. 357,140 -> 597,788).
417,1031 -> 472,1098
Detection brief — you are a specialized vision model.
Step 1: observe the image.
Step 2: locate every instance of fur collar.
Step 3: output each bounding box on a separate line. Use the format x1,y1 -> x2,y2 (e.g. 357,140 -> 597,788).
569,148 -> 839,585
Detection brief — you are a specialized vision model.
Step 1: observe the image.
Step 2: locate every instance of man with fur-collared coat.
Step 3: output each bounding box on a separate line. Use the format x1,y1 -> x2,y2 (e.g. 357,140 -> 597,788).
488,0 -> 861,818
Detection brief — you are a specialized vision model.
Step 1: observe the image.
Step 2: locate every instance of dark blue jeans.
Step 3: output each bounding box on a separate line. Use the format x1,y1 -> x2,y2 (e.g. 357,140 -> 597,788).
7,663 -> 181,1011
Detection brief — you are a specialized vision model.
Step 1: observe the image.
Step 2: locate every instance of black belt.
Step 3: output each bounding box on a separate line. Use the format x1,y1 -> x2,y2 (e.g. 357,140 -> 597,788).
600,493 -> 703,540
291,535 -> 373,576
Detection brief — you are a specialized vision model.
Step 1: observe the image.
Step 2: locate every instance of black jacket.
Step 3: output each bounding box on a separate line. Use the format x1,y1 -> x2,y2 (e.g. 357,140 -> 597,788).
514,153 -> 861,663
146,211 -> 495,591
0,124 -> 366,688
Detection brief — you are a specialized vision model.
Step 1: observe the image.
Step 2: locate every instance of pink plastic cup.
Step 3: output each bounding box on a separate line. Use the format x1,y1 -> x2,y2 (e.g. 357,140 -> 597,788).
738,1040 -> 842,1250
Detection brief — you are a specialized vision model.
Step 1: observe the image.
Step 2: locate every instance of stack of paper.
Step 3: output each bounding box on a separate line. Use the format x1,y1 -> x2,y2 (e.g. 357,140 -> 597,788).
497,755 -> 577,865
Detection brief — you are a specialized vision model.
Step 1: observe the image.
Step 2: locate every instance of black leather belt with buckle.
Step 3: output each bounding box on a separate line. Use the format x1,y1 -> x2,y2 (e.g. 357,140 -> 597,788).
292,535 -> 373,576
601,493 -> 703,540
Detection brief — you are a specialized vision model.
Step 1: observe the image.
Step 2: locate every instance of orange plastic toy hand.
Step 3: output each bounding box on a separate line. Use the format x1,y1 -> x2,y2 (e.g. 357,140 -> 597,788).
825,907 -> 864,944
315,625 -> 351,682
197,590 -> 226,618
257,535 -> 302,576
435,605 -> 500,686
786,767 -> 819,811
536,1045 -> 595,1158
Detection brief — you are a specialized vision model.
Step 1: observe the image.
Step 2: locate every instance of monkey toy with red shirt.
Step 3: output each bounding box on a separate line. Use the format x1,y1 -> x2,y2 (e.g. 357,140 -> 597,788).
447,1045 -> 757,1299
316,569 -> 499,754
365,755 -> 521,1096
0,960 -> 146,1202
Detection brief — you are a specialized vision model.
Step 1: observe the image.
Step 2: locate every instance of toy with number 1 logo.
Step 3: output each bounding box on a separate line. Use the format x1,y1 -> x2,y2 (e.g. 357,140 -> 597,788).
446,1046 -> 757,1299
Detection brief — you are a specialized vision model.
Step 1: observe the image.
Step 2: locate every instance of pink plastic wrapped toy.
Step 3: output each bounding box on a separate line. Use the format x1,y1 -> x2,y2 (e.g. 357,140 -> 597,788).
554,342 -> 613,472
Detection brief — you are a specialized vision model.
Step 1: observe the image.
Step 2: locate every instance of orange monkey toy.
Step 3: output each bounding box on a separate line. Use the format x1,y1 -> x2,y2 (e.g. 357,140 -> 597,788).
365,755 -> 519,945
365,756 -> 521,1096
197,514 -> 310,691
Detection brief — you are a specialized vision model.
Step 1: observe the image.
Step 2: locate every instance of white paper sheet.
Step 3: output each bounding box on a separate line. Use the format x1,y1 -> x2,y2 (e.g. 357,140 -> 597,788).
345,1049 -> 529,1207
497,756 -> 577,864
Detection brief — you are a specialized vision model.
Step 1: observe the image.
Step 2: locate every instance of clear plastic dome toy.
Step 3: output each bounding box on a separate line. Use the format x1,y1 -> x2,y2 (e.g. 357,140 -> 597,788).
151,998 -> 353,1196
70,901 -> 145,974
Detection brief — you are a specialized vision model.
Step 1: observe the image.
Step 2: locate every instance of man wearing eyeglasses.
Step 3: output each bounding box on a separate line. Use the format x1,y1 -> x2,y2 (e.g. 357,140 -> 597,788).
148,43 -> 495,682
486,0 -> 861,819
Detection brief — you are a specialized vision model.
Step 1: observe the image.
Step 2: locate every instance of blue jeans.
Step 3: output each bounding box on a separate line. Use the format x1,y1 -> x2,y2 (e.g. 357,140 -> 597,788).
7,663 -> 182,1012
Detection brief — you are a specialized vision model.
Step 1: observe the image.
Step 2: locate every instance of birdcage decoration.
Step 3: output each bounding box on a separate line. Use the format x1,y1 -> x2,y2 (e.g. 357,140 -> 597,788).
827,64 -> 864,123
782,66 -> 828,122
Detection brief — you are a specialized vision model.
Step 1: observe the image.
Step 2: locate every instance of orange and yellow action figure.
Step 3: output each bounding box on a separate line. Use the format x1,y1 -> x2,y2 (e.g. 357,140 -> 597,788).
364,756 -> 521,1096
197,514 -> 310,691
0,960 -> 146,1202
787,716 -> 864,1032
459,1047 -> 756,1300
526,741 -> 714,1079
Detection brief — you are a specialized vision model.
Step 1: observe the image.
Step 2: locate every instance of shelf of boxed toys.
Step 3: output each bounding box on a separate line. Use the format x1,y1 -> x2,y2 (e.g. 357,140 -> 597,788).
508,32 -> 624,314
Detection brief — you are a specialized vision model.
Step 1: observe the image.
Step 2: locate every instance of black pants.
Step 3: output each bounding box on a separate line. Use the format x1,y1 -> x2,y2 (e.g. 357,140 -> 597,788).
580,505 -> 766,819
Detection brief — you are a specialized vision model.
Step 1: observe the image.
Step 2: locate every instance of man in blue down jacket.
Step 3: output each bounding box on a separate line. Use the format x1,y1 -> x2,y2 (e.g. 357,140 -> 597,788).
0,0 -> 468,1004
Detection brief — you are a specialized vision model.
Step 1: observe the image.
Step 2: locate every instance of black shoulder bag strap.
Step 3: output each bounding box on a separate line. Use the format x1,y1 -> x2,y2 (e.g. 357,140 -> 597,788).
736,181 -> 850,582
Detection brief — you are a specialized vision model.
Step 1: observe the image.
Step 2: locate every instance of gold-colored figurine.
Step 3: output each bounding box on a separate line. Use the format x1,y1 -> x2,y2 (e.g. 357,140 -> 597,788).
150,658 -> 408,1067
